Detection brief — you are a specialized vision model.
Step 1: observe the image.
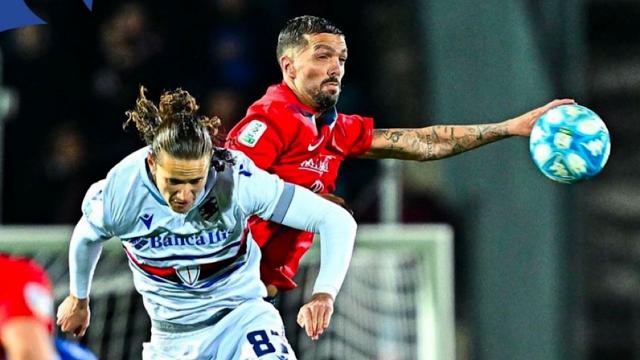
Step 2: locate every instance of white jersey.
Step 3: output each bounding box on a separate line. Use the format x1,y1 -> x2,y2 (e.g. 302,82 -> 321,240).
78,147 -> 296,324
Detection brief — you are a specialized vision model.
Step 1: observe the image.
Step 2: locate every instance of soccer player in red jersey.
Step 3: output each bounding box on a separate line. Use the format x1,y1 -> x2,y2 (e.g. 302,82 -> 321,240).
226,16 -> 574,306
1,254 -> 97,359
0,253 -> 56,360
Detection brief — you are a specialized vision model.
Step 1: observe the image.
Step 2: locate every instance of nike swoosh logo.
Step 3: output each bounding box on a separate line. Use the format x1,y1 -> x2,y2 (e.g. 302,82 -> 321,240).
307,136 -> 324,151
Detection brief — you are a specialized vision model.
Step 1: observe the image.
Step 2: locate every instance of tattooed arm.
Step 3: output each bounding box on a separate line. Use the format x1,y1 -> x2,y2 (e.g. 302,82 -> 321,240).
363,124 -> 508,160
360,99 -> 575,161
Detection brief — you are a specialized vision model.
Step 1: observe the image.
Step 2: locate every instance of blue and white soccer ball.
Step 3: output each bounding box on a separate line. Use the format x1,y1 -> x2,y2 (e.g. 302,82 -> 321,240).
529,104 -> 610,183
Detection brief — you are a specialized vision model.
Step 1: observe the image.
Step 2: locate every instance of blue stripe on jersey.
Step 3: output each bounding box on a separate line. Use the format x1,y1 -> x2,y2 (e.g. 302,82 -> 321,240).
270,183 -> 295,223
197,261 -> 245,288
134,240 -> 242,262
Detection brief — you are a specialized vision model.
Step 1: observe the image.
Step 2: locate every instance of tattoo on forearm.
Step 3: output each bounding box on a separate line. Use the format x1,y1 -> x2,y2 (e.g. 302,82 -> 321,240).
372,123 -> 510,161
425,133 -> 434,159
435,124 -> 509,158
382,130 -> 403,144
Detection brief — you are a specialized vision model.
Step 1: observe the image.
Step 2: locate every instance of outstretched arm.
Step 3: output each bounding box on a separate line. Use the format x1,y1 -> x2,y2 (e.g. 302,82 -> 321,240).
361,99 -> 574,161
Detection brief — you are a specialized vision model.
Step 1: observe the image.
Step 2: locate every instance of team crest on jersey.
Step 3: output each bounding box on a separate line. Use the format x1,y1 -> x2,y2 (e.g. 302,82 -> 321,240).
176,265 -> 201,286
238,120 -> 267,147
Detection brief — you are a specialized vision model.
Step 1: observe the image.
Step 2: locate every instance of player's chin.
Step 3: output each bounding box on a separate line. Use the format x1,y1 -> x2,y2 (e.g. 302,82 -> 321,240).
318,91 -> 339,106
322,86 -> 340,97
171,202 -> 193,213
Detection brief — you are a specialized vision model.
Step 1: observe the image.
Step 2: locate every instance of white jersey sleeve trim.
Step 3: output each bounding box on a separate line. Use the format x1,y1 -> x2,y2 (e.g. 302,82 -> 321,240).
276,185 -> 357,299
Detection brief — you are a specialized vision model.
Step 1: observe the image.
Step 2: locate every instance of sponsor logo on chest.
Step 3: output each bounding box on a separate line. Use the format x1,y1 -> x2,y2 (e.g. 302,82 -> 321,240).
299,155 -> 334,174
129,229 -> 232,250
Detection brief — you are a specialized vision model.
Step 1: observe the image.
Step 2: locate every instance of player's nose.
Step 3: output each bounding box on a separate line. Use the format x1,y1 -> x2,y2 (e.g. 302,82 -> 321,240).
174,187 -> 192,201
327,57 -> 343,78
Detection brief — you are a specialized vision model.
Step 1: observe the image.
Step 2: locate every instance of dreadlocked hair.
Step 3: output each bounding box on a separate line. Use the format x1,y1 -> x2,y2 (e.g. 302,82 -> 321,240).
124,86 -> 233,166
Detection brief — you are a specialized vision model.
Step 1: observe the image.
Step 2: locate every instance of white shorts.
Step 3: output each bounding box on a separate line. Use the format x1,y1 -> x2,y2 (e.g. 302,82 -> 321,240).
142,299 -> 296,360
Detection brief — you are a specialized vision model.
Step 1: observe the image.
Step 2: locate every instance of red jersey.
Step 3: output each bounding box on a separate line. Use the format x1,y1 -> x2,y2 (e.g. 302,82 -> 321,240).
226,83 -> 373,290
0,254 -> 54,335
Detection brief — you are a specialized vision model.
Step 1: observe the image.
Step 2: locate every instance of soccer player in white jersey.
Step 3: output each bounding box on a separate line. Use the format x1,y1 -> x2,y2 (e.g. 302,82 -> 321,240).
56,87 -> 357,359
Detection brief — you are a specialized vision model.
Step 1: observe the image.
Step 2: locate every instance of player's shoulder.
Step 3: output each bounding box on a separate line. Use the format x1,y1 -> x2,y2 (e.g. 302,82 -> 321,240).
212,149 -> 263,183
82,147 -> 150,231
240,86 -> 309,131
0,254 -> 51,302
0,254 -> 48,280
106,147 -> 149,180
336,112 -> 374,127
206,149 -> 259,205
215,149 -> 257,175
101,147 -> 148,193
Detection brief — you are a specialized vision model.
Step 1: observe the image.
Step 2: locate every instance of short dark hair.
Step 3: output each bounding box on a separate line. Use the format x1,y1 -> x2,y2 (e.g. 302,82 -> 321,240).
276,15 -> 343,59
124,86 -> 221,161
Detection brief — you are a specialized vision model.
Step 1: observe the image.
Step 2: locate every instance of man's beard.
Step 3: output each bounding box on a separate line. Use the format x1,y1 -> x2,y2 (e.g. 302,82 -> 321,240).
313,89 -> 340,112
310,79 -> 341,112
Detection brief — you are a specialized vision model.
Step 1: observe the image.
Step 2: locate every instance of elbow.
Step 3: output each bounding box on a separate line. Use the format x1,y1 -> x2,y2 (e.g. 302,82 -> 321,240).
330,207 -> 357,240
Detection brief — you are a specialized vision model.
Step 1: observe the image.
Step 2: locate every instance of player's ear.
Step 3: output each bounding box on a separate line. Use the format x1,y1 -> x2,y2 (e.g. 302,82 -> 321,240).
280,55 -> 296,79
147,153 -> 156,175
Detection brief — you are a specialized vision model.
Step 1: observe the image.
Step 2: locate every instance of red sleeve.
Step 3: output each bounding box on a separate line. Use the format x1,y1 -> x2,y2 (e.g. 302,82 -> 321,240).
225,115 -> 286,170
339,114 -> 375,156
0,256 -> 54,334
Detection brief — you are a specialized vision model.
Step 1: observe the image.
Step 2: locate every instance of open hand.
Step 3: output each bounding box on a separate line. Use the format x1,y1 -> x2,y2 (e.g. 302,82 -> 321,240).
297,293 -> 334,340
507,98 -> 576,136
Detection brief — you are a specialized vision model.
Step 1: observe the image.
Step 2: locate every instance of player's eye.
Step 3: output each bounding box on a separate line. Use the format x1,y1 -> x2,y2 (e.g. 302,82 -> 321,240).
167,179 -> 184,185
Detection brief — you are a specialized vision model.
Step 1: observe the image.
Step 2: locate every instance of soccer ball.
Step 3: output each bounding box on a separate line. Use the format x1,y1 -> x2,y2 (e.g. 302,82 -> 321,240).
529,104 -> 610,183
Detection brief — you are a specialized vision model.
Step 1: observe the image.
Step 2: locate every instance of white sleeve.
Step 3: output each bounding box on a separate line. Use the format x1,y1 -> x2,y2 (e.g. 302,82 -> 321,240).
69,180 -> 114,299
69,217 -> 105,299
272,185 -> 357,299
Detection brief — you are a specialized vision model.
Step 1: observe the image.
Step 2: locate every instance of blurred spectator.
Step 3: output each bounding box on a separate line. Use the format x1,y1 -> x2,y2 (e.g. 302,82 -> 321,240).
40,123 -> 89,223
9,26 -> 50,61
94,2 -> 163,100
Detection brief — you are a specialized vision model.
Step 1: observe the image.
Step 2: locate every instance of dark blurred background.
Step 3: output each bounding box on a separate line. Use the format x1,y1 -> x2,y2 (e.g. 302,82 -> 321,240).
0,0 -> 637,359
